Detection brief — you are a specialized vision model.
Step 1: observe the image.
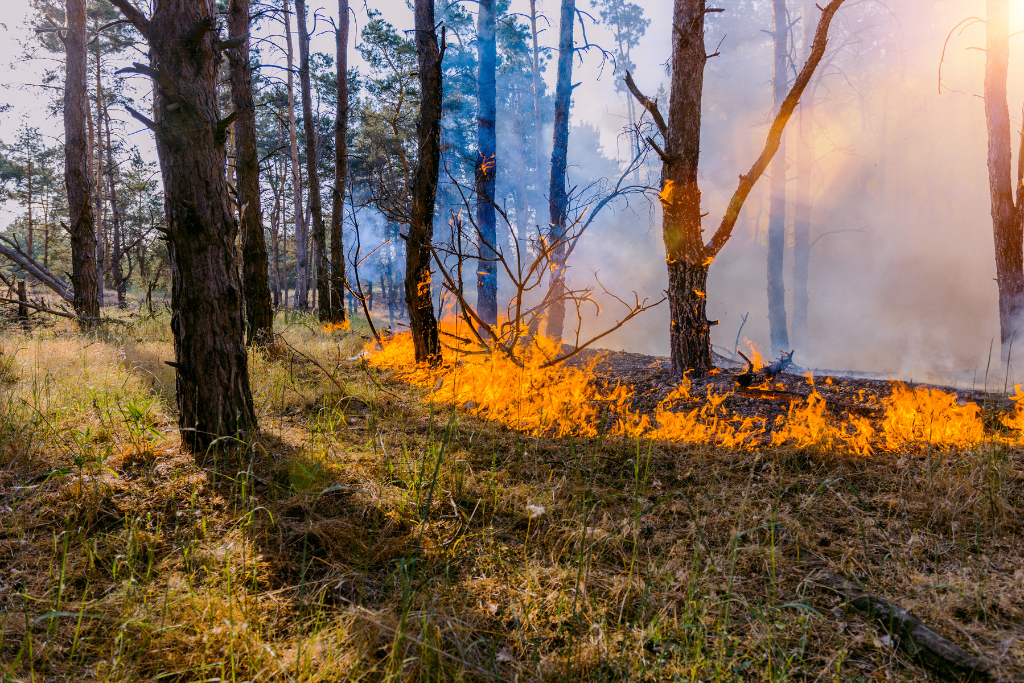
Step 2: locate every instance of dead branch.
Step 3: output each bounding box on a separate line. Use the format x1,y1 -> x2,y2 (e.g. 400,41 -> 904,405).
814,572 -> 991,680
0,237 -> 74,302
624,71 -> 667,137
707,0 -> 846,257
0,297 -> 127,325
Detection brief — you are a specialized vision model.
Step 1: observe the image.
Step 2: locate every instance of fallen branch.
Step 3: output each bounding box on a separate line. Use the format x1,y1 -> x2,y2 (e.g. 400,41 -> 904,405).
0,237 -> 74,302
815,572 -> 991,681
0,297 -> 128,325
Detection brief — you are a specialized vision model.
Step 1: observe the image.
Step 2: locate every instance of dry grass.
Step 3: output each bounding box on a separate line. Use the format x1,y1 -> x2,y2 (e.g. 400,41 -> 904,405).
0,312 -> 1021,682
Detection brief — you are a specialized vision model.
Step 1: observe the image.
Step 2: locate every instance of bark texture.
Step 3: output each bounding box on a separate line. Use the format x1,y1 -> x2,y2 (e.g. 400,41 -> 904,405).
110,0 -> 257,453
283,0 -> 308,310
647,0 -> 843,377
328,0 -> 349,324
661,0 -> 709,376
64,0 -> 100,324
475,0 -> 498,327
295,0 -> 329,323
985,0 -> 1024,348
546,0 -> 575,342
229,0 -> 273,345
767,0 -> 790,352
405,0 -> 442,363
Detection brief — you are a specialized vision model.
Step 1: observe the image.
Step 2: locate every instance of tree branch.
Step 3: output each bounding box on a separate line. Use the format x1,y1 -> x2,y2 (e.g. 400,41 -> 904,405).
624,70 -> 667,137
106,0 -> 150,38
124,105 -> 162,136
707,0 -> 846,257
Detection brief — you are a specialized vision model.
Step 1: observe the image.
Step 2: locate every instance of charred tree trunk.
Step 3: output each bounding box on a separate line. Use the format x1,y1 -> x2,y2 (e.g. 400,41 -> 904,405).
283,0 -> 308,311
767,0 -> 790,352
633,0 -> 843,378
546,0 -> 575,343
229,0 -> 273,345
405,0 -> 442,364
295,0 -> 328,322
63,0 -> 99,325
476,0 -> 498,326
660,0 -> 709,377
984,0 -> 1024,348
110,0 -> 257,453
327,0 -> 349,324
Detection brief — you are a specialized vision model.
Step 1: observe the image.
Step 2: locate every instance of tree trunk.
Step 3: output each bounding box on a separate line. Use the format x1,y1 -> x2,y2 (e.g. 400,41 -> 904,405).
327,0 -> 349,324
271,173 -> 283,308
94,35 -> 105,306
295,0 -> 328,322
984,0 -> 1024,348
650,0 -> 843,377
26,160 -> 33,261
529,0 -> 545,230
405,0 -> 442,364
476,0 -> 498,326
546,0 -> 575,343
767,0 -> 790,352
229,0 -> 274,344
109,0 -> 257,453
104,105 -> 127,308
791,0 -> 816,350
660,0 -> 709,376
282,0 -> 308,311
63,0 -> 99,326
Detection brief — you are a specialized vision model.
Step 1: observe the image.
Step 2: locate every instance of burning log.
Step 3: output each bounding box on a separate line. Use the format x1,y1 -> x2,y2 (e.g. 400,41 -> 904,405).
734,349 -> 793,387
764,349 -> 795,379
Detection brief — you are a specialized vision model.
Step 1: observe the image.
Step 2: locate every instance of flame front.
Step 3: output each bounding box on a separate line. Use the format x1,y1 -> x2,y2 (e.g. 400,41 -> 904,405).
367,331 -> 1015,453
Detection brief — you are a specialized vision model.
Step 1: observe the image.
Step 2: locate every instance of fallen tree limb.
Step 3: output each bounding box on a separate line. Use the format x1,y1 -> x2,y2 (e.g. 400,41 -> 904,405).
0,237 -> 74,302
815,571 -> 991,681
0,297 -> 128,326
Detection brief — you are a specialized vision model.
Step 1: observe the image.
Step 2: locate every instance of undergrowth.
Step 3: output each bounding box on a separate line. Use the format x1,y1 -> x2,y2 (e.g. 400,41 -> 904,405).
0,311 -> 1021,681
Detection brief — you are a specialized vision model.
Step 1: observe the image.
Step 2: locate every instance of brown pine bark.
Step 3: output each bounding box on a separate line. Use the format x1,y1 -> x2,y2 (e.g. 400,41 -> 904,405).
635,0 -> 843,378
228,0 -> 274,345
294,0 -> 329,323
109,0 -> 257,453
405,0 -> 442,364
327,0 -> 349,324
63,0 -> 100,324
282,0 -> 308,311
984,0 -> 1024,348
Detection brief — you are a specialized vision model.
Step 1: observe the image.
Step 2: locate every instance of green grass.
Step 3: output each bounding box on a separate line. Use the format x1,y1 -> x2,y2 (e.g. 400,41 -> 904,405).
0,310 -> 1020,682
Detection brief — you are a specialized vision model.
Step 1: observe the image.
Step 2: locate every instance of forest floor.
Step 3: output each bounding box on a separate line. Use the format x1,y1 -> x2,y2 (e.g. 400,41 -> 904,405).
0,309 -> 1021,682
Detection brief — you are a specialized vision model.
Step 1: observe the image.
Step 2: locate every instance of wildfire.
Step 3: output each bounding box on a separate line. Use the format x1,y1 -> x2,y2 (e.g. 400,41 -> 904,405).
322,320 -> 352,333
366,331 -> 1023,454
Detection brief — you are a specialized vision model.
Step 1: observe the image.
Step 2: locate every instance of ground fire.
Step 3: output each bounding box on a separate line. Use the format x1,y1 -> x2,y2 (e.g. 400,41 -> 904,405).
367,327 -> 1019,456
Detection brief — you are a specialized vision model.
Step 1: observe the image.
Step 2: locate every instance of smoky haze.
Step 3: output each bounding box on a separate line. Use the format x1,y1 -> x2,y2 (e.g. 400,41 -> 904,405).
560,0 -> 1024,388
1,0 -> 1021,387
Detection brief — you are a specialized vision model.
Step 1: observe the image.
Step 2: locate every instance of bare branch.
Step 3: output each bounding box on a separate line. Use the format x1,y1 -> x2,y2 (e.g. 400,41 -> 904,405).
708,0 -> 846,257
106,0 -> 150,38
624,71 -> 667,137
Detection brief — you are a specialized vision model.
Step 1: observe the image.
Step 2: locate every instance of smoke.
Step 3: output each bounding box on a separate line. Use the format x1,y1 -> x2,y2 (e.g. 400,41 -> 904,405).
563,0 -> 1024,387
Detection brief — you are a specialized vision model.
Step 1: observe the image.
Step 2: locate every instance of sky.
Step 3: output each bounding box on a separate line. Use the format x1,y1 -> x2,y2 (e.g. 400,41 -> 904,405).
2,1 -> 1024,385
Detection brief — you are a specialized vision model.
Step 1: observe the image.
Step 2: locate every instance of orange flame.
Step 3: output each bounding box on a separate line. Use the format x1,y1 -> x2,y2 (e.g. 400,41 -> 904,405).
366,332 -> 1013,454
